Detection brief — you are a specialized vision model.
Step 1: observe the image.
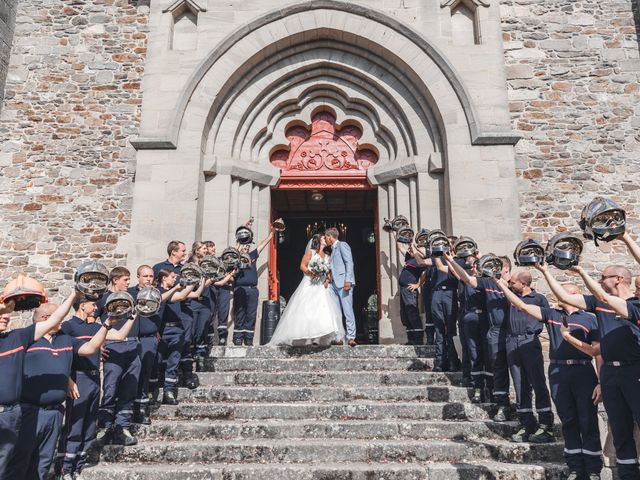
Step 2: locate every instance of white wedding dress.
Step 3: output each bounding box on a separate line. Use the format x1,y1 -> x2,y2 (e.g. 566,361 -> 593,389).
267,252 -> 346,346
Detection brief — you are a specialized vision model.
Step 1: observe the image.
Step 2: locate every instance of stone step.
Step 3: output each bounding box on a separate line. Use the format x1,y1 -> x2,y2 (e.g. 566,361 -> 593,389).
173,384 -> 475,403
133,418 -> 519,441
81,461 -> 567,480
98,438 -> 564,465
193,370 -> 463,387
208,344 -> 435,359
203,357 -> 435,372
155,401 -> 497,421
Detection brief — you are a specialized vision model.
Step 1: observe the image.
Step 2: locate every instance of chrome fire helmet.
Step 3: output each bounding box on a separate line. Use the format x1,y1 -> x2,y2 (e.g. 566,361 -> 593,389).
454,236 -> 478,259
513,239 -> 545,267
135,287 -> 162,317
272,218 -> 286,232
415,228 -> 431,248
221,247 -> 241,272
180,263 -> 203,287
427,229 -> 450,257
200,256 -> 226,281
235,225 -> 254,245
74,260 -> 109,299
104,291 -> 134,322
382,215 -> 410,233
579,197 -> 626,244
396,225 -> 415,244
546,233 -> 583,270
478,254 -> 504,279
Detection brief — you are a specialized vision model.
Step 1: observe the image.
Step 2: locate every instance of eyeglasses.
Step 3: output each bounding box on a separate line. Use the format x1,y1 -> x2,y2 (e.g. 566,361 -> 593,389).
600,274 -> 621,282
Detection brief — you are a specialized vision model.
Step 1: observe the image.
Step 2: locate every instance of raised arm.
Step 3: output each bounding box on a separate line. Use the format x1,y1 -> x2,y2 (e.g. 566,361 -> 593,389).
444,251 -> 477,288
535,263 -> 587,310
169,284 -> 195,303
106,315 -> 138,341
397,240 -> 409,257
214,271 -> 236,287
620,231 -> 640,266
160,284 -> 181,302
78,318 -> 112,356
187,278 -> 211,299
256,228 -> 275,255
494,277 -> 543,321
434,256 -> 449,274
410,243 -> 433,266
571,265 -> 629,318
34,291 -> 80,341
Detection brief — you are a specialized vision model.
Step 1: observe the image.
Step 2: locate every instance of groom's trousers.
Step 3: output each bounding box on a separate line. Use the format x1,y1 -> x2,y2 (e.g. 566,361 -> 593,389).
330,284 -> 356,340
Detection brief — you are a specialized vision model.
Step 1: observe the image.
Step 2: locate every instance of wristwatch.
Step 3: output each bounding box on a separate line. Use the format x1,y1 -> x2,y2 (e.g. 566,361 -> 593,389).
102,320 -> 113,331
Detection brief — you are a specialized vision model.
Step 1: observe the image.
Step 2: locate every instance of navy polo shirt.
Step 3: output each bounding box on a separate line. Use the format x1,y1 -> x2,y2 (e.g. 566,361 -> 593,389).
459,283 -> 485,315
584,294 -> 640,363
60,316 -> 102,371
128,285 -> 163,336
159,286 -> 185,330
21,333 -> 82,406
507,289 -> 549,335
0,324 -> 36,406
429,261 -> 459,292
475,277 -> 508,329
541,308 -> 599,361
399,253 -> 427,287
153,260 -> 182,280
235,250 -> 259,287
190,285 -> 213,311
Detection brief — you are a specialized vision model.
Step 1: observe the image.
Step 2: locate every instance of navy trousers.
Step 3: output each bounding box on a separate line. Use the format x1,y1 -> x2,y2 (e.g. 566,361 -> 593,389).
160,325 -> 185,392
0,404 -> 21,476
486,327 -> 509,406
506,334 -> 553,431
549,363 -> 602,475
462,310 -> 492,390
4,403 -> 63,480
430,289 -> 459,367
400,286 -> 423,345
134,335 -> 159,416
601,362 -> 640,480
423,291 -> 434,341
98,341 -> 141,430
233,286 -> 259,345
179,314 -> 194,377
216,287 -> 232,341
56,371 -> 100,474
192,306 -> 212,357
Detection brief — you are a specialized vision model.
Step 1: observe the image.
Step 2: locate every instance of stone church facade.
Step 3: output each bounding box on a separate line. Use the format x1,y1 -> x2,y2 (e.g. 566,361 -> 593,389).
0,0 -> 639,342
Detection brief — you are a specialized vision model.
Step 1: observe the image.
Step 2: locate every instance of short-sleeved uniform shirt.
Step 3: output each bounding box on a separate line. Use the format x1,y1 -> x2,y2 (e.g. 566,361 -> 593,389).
152,260 -> 182,280
507,290 -> 549,335
21,333 -> 83,406
584,294 -> 640,363
398,253 -> 427,287
60,316 -> 102,371
475,277 -> 509,330
158,286 -> 185,331
128,285 -> 164,336
235,250 -> 259,287
541,308 -> 599,361
0,324 -> 36,406
459,282 -> 485,315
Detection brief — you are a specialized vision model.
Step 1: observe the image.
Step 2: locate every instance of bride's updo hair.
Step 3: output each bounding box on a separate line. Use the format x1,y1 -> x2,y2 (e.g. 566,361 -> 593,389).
309,234 -> 323,252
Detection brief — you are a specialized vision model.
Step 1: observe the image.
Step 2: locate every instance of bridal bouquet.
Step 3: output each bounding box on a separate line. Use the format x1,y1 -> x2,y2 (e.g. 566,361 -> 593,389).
308,256 -> 330,283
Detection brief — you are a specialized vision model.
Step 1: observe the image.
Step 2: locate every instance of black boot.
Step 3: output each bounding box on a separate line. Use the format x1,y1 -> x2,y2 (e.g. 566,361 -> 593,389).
184,374 -> 198,390
493,405 -> 509,422
218,335 -> 227,346
111,426 -> 138,446
529,424 -> 555,443
425,329 -> 435,346
162,388 -> 178,405
95,426 -> 114,447
471,388 -> 483,404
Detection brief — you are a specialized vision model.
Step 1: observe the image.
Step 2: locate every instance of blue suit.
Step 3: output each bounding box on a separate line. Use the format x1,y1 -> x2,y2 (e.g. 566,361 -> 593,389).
330,240 -> 356,340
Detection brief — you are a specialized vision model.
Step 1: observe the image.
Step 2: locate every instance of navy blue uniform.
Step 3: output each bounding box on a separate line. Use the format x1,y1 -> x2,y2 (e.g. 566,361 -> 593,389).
459,282 -> 491,390
191,285 -> 213,358
585,295 -> 640,479
429,265 -> 460,368
97,304 -> 141,432
475,277 -> 510,406
5,333 -> 82,480
0,324 -> 36,474
55,317 -> 102,476
234,250 -> 260,346
128,286 -> 163,419
398,253 -> 427,345
152,260 -> 182,279
216,285 -> 232,344
158,286 -> 185,393
506,289 -> 553,431
541,308 -> 602,475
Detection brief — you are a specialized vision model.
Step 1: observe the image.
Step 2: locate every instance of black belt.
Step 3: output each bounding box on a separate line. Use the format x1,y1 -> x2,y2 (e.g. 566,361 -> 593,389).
139,333 -> 158,338
604,360 -> 637,367
0,404 -> 17,413
105,337 -> 137,343
77,369 -> 100,376
22,402 -> 63,411
236,285 -> 257,289
550,359 -> 591,366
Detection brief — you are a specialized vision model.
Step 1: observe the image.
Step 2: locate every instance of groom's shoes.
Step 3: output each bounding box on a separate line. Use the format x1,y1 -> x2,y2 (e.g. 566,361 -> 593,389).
347,339 -> 357,347
331,339 -> 344,346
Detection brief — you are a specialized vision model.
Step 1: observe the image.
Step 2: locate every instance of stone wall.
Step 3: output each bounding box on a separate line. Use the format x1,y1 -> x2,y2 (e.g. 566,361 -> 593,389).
0,0 -> 149,297
0,0 -> 17,110
500,0 -> 640,277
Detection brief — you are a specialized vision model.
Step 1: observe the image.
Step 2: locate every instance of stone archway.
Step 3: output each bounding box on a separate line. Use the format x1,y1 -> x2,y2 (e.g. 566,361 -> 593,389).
128,0 -> 521,342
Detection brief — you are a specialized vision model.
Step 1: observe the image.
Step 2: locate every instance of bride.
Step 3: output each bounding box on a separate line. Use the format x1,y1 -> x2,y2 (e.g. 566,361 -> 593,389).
267,234 -> 346,346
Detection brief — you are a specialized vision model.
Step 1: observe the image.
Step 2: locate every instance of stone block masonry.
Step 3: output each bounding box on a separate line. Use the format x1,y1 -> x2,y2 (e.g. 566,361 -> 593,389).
0,0 -> 17,111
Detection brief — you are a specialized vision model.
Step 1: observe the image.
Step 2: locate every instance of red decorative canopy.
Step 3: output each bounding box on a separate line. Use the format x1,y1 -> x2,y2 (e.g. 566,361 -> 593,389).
270,112 -> 378,189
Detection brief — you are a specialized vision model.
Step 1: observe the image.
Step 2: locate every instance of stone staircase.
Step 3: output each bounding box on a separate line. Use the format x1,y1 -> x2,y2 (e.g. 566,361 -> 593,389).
83,345 -> 568,479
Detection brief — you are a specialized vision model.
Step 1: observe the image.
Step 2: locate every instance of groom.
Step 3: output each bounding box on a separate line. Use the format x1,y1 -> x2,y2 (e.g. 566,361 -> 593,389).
324,228 -> 357,346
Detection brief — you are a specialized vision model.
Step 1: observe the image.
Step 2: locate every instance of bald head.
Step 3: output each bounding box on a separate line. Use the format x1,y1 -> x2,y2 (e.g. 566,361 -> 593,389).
604,265 -> 632,285
515,270 -> 533,287
561,283 -> 580,295
32,303 -> 57,323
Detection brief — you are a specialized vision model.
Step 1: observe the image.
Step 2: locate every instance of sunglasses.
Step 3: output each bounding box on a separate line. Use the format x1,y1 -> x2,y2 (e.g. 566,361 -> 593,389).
600,274 -> 621,282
